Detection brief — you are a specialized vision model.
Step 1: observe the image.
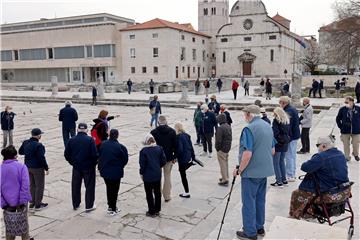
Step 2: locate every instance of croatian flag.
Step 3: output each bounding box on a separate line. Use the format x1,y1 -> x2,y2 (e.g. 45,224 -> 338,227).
295,37 -> 307,48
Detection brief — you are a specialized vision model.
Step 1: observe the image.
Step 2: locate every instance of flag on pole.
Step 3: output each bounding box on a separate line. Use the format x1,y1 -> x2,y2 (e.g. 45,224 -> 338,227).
295,37 -> 307,48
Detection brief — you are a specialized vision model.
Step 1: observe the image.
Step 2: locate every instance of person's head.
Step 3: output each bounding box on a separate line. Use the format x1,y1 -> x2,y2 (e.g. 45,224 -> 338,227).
242,105 -> 261,123
279,96 -> 291,109
98,110 -> 109,120
5,106 -> 12,112
302,97 -> 310,106
254,99 -> 262,107
216,113 -> 227,125
210,95 -> 216,102
344,96 -> 355,108
143,133 -> 156,145
174,122 -> 186,134
260,108 -> 267,117
201,104 -> 209,113
312,79 -> 315,82
273,107 -> 290,125
65,100 -> 72,107
220,104 -> 226,113
154,95 -> 158,101
316,136 -> 335,152
1,145 -> 17,161
197,101 -> 203,108
109,129 -> 119,140
158,115 -> 167,126
150,79 -> 153,82
31,128 -> 44,139
77,122 -> 88,133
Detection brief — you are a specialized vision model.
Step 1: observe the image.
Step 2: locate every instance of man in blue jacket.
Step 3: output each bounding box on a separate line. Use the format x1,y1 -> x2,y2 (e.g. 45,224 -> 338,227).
279,96 -> 300,182
59,101 -> 78,147
1,106 -> 16,148
19,128 -> 49,211
200,104 -> 218,158
64,123 -> 98,212
336,96 -> 360,161
208,95 -> 221,115
98,129 -> 128,216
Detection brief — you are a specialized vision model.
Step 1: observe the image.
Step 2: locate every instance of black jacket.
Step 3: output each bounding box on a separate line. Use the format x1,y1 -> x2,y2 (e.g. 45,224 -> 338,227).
208,101 -> 221,115
176,133 -> 195,168
59,106 -> 78,130
272,119 -> 290,152
139,145 -> 166,182
336,105 -> 360,134
151,125 -> 177,162
92,87 -> 97,97
215,114 -> 232,153
223,111 -> 233,125
64,132 -> 98,171
1,111 -> 15,130
98,139 -> 128,180
92,116 -> 115,141
355,82 -> 360,94
19,137 -> 48,170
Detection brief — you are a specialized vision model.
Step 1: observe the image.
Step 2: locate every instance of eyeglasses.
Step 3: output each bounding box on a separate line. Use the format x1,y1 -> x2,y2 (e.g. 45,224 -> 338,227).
344,102 -> 349,104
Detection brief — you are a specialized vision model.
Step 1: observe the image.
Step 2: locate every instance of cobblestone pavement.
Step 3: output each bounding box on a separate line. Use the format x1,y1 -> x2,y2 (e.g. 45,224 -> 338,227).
0,99 -> 358,239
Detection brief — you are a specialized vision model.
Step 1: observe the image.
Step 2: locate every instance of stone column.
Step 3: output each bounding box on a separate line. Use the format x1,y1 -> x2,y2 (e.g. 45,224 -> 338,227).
178,80 -> 190,103
291,73 -> 302,106
97,76 -> 105,98
51,76 -> 58,97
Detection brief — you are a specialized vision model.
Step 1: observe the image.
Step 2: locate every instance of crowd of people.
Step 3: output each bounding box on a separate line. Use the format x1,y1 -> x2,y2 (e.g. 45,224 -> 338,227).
1,77 -> 359,239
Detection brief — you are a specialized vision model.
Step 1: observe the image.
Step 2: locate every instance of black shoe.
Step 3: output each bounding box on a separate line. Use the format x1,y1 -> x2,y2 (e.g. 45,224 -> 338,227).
73,205 -> 80,211
270,182 -> 283,187
282,181 -> 288,185
146,211 -> 156,217
257,228 -> 265,236
154,212 -> 160,216
29,203 -> 35,209
355,156 -> 360,161
218,180 -> 229,186
35,203 -> 48,211
236,231 -> 257,240
179,193 -> 191,198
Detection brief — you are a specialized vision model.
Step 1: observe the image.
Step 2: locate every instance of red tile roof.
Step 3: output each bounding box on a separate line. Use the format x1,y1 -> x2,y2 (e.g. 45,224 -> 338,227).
272,13 -> 291,22
120,18 -> 211,38
319,16 -> 360,32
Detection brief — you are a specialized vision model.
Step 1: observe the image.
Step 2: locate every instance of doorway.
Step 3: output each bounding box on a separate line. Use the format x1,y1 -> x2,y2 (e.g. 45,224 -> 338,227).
243,62 -> 252,76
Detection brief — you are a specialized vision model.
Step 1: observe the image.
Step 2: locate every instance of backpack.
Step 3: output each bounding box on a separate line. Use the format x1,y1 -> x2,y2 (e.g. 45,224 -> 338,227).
91,122 -> 102,146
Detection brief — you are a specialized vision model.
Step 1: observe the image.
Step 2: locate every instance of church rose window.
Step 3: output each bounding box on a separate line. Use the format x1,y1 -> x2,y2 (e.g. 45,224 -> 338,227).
243,19 -> 253,30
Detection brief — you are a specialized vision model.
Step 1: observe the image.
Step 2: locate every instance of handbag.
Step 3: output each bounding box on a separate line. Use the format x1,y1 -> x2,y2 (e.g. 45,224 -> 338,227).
149,101 -> 157,115
3,205 -> 29,236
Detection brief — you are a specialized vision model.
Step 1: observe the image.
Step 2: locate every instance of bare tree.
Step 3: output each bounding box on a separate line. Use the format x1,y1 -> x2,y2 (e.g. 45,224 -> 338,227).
297,39 -> 323,74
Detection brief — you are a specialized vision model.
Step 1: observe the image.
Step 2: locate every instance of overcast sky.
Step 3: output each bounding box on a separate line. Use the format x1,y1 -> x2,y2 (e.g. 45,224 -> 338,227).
1,0 -> 336,38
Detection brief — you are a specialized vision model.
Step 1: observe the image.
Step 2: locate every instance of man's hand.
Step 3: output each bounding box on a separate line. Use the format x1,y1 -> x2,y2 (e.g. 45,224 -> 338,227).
233,168 -> 239,177
45,170 -> 49,175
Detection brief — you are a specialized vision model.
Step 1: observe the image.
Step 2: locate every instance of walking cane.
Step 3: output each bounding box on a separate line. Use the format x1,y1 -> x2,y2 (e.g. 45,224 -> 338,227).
217,175 -> 237,240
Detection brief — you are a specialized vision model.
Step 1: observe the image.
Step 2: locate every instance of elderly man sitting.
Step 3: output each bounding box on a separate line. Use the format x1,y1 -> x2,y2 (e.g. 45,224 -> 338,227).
289,136 -> 350,219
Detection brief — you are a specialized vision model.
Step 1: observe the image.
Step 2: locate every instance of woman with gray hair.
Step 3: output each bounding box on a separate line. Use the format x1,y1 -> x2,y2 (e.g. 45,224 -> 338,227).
139,133 -> 166,217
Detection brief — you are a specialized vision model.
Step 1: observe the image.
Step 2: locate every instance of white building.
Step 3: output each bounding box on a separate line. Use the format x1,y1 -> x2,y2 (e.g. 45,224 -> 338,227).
120,18 -> 211,82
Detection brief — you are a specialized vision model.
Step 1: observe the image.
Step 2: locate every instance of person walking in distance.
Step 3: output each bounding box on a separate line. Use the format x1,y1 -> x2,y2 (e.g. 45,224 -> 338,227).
1,146 -> 33,240
139,134 -> 166,217
98,129 -> 128,216
334,79 -> 341,98
265,78 -> 272,100
298,98 -> 313,154
336,96 -> 360,161
150,115 -> 177,202
59,101 -> 78,147
19,128 -> 49,211
232,80 -> 240,100
92,86 -> 97,106
64,123 -> 98,212
194,78 -> 201,95
149,95 -> 162,128
200,104 -> 218,158
271,107 -> 291,187
215,114 -> 232,186
355,78 -> 360,104
244,80 -> 250,96
217,78 -> 223,94
318,79 -> 324,98
127,79 -> 133,95
279,96 -> 300,182
149,79 -> 155,94
203,79 -> 210,97
233,105 -> 275,239
1,106 -> 16,149
308,79 -> 319,98
193,102 -> 203,145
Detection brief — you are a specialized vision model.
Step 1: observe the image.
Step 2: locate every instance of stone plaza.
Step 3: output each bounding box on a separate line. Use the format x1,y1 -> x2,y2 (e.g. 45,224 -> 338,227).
0,88 -> 359,239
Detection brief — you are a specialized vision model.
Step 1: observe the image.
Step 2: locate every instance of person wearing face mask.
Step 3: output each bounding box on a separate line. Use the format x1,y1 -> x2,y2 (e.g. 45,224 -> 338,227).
233,105 -> 275,239
200,104 -> 218,158
289,136 -> 350,219
355,78 -> 360,104
1,106 -> 16,149
336,96 -> 360,161
298,98 -> 313,154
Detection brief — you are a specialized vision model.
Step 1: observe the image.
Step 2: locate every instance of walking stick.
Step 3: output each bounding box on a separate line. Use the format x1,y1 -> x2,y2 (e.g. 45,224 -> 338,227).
217,175 -> 237,240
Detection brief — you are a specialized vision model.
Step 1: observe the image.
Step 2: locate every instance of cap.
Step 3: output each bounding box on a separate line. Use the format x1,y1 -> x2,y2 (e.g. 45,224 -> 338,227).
31,128 -> 44,136
242,105 -> 261,115
78,123 -> 88,130
260,108 -> 266,113
317,136 -> 334,145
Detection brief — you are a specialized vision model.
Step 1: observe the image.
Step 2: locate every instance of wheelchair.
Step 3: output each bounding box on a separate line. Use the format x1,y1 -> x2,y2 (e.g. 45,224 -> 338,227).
301,177 -> 355,239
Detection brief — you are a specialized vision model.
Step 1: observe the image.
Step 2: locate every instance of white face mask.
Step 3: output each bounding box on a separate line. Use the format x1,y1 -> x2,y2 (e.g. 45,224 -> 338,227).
345,104 -> 351,109
201,110 -> 206,113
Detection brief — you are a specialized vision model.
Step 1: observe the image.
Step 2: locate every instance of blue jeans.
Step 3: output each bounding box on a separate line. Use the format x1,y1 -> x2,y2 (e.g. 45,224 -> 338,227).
62,127 -> 76,147
128,86 -> 132,94
285,140 -> 298,178
273,152 -> 286,183
150,113 -> 159,127
241,177 -> 267,237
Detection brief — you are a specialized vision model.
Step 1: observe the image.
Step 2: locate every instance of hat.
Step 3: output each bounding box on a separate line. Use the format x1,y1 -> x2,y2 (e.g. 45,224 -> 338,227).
210,95 -> 216,99
31,128 -> 44,136
78,123 -> 88,130
242,105 -> 261,115
316,136 -> 334,145
260,108 -> 266,113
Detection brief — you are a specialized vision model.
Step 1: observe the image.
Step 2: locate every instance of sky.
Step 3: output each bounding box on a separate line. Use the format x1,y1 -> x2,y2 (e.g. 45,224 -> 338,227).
1,0 -> 336,38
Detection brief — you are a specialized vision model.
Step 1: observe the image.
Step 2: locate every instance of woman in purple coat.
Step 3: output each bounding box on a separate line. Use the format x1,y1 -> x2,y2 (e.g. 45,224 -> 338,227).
1,145 -> 32,240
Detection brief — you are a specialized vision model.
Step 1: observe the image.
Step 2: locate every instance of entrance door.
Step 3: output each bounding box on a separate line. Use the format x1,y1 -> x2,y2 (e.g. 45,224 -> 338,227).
243,62 -> 252,76
197,67 -> 201,78
176,66 -> 179,79
187,66 -> 191,78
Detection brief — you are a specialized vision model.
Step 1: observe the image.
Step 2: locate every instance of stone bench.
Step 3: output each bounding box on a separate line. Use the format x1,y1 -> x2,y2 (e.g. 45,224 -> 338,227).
264,216 -> 348,239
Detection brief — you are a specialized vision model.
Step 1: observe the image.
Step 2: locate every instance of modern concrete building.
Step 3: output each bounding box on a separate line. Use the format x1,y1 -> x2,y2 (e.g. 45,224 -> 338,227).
0,13 -> 135,83
120,18 -> 211,83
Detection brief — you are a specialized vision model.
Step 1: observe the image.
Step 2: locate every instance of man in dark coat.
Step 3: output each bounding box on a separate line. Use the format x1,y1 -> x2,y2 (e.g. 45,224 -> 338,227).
200,104 -> 218,158
127,79 -> 133,94
150,116 -> 177,202
1,106 -> 16,148
208,95 -> 221,115
216,78 -> 223,93
64,123 -> 98,212
92,86 -> 97,105
98,129 -> 128,215
355,79 -> 360,103
59,101 -> 78,147
308,79 -> 319,98
318,79 -> 324,98
336,96 -> 360,161
334,79 -> 341,98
